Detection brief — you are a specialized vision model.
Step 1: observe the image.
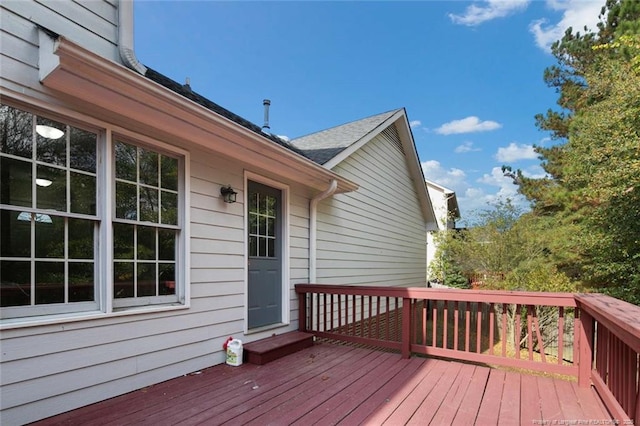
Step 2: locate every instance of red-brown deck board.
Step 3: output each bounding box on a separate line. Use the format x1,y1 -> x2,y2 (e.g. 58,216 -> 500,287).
34,341 -> 611,426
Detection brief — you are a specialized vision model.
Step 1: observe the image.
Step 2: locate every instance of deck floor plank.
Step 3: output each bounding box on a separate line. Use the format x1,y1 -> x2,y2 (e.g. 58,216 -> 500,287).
191,344 -> 366,425
381,359 -> 452,425
247,349 -> 390,425
538,376 -> 564,421
415,362 -> 476,426
295,352 -> 410,425
498,371 -> 521,425
32,342 -> 612,426
520,372 -> 543,424
143,343 -> 348,426
336,357 -> 425,425
451,364 -> 491,425
476,368 -> 506,425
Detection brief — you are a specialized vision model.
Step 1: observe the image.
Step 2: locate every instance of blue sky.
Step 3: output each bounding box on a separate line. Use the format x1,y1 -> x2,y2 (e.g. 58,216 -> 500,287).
133,0 -> 604,222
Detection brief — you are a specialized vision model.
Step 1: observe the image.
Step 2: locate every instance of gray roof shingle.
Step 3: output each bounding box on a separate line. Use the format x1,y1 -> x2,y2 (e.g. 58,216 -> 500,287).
144,67 -> 309,158
290,109 -> 401,164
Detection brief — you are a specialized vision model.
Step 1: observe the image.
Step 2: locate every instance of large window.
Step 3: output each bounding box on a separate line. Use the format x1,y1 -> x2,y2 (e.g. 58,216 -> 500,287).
0,103 -> 185,320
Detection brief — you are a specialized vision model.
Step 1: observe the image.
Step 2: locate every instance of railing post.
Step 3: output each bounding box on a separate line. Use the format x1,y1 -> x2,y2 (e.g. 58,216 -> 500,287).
402,297 -> 411,359
298,291 -> 307,332
577,308 -> 594,387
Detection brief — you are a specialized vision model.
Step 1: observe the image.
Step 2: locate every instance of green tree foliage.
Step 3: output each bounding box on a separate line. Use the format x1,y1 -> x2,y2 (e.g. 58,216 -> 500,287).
429,200 -> 578,293
505,0 -> 640,304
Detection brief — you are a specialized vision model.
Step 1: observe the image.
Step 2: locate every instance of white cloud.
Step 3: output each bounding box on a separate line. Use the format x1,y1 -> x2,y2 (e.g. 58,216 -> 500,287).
409,120 -> 422,128
435,116 -> 502,135
450,0 -> 531,26
495,142 -> 538,162
421,160 -> 467,190
530,0 -> 603,51
455,141 -> 481,153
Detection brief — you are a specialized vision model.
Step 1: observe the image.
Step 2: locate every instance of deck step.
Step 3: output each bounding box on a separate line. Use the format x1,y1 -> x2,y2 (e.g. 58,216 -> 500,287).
243,331 -> 314,365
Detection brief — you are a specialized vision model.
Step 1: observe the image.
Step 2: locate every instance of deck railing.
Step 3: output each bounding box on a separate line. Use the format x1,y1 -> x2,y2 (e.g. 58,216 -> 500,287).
295,284 -> 640,424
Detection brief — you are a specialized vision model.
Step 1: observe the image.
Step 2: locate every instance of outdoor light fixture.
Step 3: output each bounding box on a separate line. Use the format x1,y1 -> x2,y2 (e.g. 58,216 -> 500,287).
220,185 -> 237,203
36,125 -> 65,140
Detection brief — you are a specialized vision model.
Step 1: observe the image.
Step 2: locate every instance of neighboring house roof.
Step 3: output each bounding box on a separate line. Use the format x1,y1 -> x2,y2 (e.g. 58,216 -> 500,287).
290,109 -> 400,165
291,109 -> 438,227
425,179 -> 461,220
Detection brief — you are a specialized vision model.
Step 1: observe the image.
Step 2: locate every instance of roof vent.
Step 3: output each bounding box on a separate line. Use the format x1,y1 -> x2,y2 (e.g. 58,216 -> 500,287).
183,77 -> 192,93
262,99 -> 271,133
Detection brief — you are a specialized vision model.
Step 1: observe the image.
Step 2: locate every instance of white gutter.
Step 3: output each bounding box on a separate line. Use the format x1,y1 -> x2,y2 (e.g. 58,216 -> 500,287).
118,0 -> 147,75
309,179 -> 338,282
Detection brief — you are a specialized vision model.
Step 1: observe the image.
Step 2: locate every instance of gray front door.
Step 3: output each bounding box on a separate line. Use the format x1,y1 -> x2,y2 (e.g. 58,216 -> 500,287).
247,181 -> 282,328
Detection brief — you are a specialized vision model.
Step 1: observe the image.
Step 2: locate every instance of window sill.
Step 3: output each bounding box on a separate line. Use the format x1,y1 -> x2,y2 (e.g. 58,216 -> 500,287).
0,302 -> 189,330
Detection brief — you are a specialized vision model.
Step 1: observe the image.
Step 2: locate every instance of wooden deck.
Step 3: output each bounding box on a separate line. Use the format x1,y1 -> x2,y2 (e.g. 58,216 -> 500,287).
35,341 -> 611,425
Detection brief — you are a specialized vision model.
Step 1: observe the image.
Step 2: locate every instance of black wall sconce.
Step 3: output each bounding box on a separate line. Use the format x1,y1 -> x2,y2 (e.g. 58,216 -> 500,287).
220,185 -> 237,203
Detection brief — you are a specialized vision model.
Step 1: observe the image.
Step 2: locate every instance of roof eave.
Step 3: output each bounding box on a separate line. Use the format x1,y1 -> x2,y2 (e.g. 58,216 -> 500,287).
37,33 -> 358,194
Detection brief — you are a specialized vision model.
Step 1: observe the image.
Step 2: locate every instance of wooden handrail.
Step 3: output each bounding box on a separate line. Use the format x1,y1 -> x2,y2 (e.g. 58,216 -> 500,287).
575,293 -> 640,425
296,285 -> 639,424
295,284 -> 577,306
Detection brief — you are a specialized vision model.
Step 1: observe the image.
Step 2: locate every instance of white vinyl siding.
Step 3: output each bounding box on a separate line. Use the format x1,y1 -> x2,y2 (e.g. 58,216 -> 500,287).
1,1 -> 119,101
1,138 -> 310,424
316,125 -> 427,287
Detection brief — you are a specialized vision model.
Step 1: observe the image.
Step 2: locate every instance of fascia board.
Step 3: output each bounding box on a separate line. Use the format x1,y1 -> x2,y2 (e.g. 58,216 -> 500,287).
393,112 -> 438,229
39,35 -> 358,194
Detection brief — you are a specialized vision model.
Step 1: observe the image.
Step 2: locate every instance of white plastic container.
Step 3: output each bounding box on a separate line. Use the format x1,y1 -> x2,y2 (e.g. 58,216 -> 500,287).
226,339 -> 243,366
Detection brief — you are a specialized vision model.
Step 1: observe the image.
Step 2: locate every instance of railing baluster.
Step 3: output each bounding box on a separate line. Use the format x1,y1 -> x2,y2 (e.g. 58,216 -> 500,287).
489,303 -> 495,356
432,302 -> 437,347
465,303 -> 471,352
528,305 -> 534,361
352,294 -> 356,336
476,303 -> 482,353
558,307 -> 564,364
502,303 -> 507,357
453,301 -> 459,351
515,304 -> 521,359
443,301 -> 448,349
385,296 -> 390,341
375,296 -> 380,340
422,299 -> 427,346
